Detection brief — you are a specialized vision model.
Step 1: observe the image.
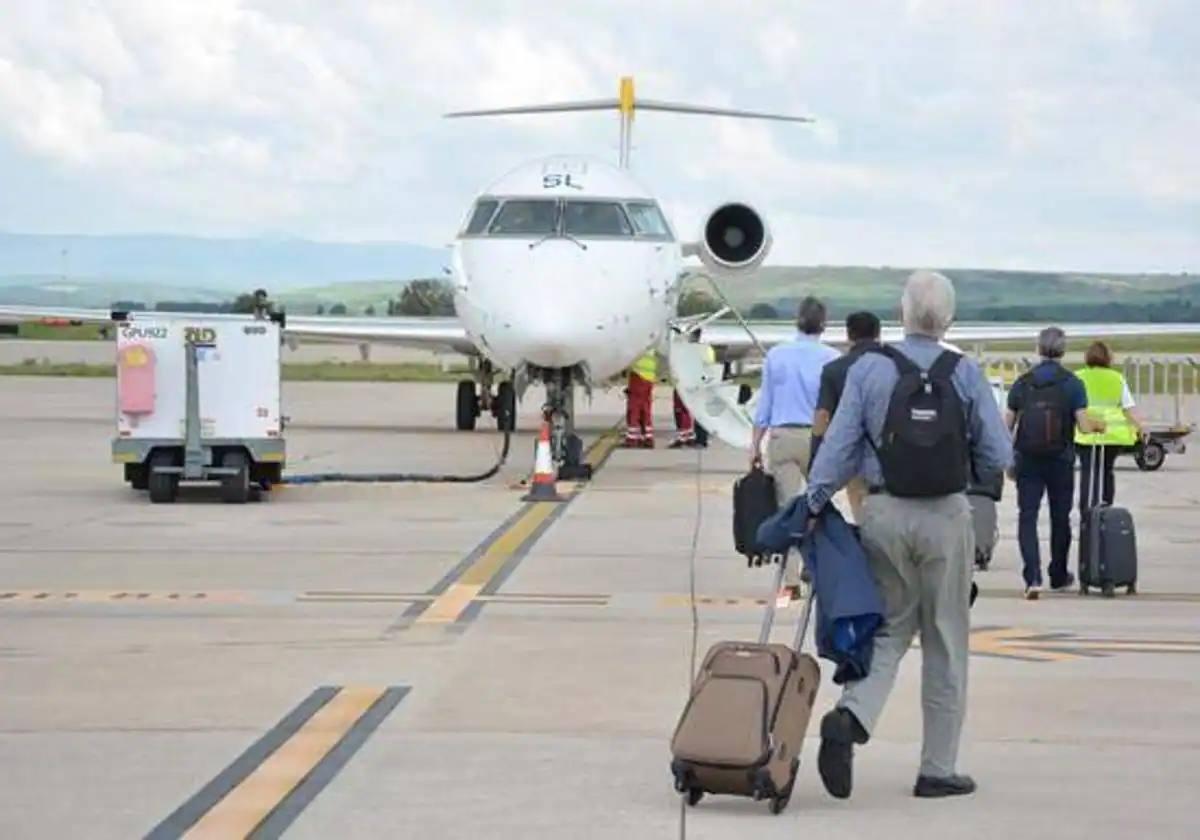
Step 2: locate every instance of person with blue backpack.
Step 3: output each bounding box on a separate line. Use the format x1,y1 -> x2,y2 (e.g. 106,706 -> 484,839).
801,270 -> 1011,801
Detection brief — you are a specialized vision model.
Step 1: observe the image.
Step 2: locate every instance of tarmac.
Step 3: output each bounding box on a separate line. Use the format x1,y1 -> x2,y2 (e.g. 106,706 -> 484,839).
1,376 -> 1198,839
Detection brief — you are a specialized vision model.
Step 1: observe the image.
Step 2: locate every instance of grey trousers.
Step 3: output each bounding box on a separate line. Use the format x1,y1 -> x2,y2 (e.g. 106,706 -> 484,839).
766,427 -> 813,586
839,492 -> 975,778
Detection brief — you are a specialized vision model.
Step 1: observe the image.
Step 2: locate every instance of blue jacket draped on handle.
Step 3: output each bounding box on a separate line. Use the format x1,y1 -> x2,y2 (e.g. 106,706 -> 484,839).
756,499 -> 884,684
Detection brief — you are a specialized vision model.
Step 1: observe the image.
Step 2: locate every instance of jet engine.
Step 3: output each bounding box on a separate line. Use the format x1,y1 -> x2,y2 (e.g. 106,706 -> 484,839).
695,202 -> 771,277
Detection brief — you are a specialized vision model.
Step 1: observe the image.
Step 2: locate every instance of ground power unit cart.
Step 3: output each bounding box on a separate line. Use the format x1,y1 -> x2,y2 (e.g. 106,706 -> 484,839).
111,311 -> 287,503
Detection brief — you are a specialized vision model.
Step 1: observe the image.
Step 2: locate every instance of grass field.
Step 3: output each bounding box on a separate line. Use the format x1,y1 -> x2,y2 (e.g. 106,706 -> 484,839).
10,322 -> 111,340
6,320 -> 1199,355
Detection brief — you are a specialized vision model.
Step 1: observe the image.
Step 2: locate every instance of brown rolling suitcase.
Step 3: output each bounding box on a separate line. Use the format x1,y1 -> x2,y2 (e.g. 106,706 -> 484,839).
669,553 -> 820,814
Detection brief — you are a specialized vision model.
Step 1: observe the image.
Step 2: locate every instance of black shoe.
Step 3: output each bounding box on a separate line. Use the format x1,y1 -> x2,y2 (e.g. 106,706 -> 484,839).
913,774 -> 977,798
818,708 -> 867,799
1050,573 -> 1076,592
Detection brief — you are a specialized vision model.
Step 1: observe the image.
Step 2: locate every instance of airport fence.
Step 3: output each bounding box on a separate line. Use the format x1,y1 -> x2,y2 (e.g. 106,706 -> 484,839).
978,353 -> 1200,425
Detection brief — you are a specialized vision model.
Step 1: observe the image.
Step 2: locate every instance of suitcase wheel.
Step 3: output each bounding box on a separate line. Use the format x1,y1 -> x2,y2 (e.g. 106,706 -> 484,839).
670,760 -> 691,794
686,788 -> 704,807
1102,583 -> 1116,598
1079,583 -> 1089,596
769,759 -> 800,815
1127,582 -> 1137,595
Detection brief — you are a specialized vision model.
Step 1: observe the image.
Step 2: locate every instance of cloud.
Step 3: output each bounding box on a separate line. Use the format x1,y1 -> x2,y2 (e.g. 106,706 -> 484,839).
0,0 -> 1195,272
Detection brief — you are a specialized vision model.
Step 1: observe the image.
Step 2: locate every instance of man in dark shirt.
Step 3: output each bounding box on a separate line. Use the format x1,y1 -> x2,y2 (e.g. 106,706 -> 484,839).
810,311 -> 881,524
1005,326 -> 1104,599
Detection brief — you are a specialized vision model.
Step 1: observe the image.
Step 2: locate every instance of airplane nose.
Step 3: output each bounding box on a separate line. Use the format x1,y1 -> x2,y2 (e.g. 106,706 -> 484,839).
520,319 -> 582,368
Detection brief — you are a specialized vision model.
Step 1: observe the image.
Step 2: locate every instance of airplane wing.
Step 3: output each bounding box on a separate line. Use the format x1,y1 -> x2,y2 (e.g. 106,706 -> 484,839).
0,306 -> 476,355
699,320 -> 1200,358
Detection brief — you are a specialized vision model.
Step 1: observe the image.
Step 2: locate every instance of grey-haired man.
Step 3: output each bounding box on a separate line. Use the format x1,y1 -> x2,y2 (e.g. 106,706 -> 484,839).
803,270 -> 1012,800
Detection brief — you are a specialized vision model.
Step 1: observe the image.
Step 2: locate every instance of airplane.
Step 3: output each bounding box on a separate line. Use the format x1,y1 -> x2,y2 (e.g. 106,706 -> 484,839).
4,76 -> 1200,478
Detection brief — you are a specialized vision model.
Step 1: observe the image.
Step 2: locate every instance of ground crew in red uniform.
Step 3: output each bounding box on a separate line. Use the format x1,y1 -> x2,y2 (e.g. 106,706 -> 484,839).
624,350 -> 657,447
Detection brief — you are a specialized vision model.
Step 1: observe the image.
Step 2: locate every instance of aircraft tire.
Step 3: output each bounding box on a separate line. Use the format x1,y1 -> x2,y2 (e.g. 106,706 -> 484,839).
495,381 -> 516,431
456,380 -> 478,431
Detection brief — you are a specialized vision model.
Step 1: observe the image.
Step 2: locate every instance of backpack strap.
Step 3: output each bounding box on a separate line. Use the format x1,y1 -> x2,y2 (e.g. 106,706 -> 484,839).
927,350 -> 962,382
872,344 -> 921,377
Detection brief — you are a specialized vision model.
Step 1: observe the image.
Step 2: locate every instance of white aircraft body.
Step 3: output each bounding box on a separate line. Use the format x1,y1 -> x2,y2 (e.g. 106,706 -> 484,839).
4,77 -> 1199,477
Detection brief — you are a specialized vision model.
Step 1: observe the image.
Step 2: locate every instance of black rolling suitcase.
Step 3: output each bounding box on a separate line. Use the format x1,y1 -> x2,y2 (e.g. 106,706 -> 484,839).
733,466 -> 778,566
1079,444 -> 1138,597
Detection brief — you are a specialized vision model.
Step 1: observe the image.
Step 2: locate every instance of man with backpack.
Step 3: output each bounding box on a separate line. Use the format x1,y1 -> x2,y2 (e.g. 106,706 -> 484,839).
1005,327 -> 1105,599
802,270 -> 1011,801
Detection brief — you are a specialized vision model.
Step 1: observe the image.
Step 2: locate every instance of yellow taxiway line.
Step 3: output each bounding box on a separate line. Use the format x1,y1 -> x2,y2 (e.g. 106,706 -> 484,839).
183,686 -> 385,839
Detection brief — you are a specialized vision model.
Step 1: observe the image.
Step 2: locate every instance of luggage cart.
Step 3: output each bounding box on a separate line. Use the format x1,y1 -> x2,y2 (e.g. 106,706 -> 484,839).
111,312 -> 286,503
1129,423 -> 1192,472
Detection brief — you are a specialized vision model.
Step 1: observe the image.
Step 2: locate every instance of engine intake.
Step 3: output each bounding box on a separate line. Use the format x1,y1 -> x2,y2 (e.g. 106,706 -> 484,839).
698,203 -> 771,275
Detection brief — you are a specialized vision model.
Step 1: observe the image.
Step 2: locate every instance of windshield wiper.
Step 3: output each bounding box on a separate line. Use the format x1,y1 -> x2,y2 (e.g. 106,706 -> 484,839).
528,232 -> 588,251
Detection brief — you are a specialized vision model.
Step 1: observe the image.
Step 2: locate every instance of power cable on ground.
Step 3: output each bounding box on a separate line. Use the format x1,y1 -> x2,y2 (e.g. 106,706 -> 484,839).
280,429 -> 512,484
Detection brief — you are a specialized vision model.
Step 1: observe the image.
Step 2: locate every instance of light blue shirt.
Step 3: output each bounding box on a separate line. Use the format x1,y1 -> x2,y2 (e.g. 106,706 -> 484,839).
806,335 -> 1012,512
754,333 -> 842,428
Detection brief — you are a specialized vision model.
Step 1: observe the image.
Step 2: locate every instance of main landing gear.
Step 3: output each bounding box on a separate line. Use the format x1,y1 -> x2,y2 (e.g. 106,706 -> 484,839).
456,360 -> 516,432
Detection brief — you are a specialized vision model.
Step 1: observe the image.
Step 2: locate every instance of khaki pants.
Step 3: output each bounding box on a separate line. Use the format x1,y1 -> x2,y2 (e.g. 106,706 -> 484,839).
766,427 -> 813,586
838,492 -> 974,778
767,428 -> 870,577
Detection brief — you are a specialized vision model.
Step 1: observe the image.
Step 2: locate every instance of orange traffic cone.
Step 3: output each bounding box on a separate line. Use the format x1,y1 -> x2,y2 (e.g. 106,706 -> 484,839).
523,417 -> 565,502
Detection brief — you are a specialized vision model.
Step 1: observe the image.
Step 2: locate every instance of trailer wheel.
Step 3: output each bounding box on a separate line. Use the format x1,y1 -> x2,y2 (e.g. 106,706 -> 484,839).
1135,439 -> 1165,471
221,451 -> 251,504
147,451 -> 178,504
127,465 -> 149,491
456,380 -> 478,431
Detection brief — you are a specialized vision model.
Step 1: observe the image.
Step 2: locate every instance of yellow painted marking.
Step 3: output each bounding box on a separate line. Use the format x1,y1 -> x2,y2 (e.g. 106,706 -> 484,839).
112,452 -> 139,463
183,686 -> 383,839
1047,639 -> 1200,653
415,502 -> 558,625
585,432 -> 621,467
965,627 -> 1078,662
419,583 -> 482,624
0,590 -> 246,604
619,76 -> 635,116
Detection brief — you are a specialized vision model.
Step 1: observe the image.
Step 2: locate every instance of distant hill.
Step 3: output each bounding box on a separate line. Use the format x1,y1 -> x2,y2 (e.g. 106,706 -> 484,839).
687,266 -> 1200,323
0,232 -> 448,292
0,230 -> 1196,322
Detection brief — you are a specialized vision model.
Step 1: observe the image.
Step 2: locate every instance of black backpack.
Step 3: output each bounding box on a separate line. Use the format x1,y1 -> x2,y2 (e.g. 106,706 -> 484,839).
871,346 -> 969,498
1013,368 -> 1071,456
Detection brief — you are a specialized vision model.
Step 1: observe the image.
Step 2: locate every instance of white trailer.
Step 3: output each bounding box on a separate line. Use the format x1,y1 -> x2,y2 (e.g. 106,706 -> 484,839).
111,311 -> 286,503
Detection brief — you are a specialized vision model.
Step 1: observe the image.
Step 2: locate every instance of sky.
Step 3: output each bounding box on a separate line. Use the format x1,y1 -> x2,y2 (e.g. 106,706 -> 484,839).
0,0 -> 1197,273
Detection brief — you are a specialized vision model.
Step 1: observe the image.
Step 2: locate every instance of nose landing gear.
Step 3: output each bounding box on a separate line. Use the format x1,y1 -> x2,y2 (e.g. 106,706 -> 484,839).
542,368 -> 592,482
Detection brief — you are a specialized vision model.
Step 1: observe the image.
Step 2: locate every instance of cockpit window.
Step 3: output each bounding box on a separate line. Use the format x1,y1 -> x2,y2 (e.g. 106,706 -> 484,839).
562,201 -> 633,237
464,199 -> 499,235
488,200 -> 559,235
625,202 -> 671,238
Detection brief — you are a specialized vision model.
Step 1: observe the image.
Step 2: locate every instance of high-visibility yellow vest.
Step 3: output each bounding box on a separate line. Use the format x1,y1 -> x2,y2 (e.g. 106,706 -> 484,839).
1075,366 -> 1137,446
631,351 -> 658,382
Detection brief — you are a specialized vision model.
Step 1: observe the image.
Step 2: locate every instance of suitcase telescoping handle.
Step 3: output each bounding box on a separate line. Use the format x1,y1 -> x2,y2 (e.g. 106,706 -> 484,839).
756,547 -> 816,652
1089,442 -> 1106,511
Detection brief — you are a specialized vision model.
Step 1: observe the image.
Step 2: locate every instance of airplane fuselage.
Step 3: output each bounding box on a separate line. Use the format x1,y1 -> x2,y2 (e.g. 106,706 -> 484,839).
450,156 -> 681,383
